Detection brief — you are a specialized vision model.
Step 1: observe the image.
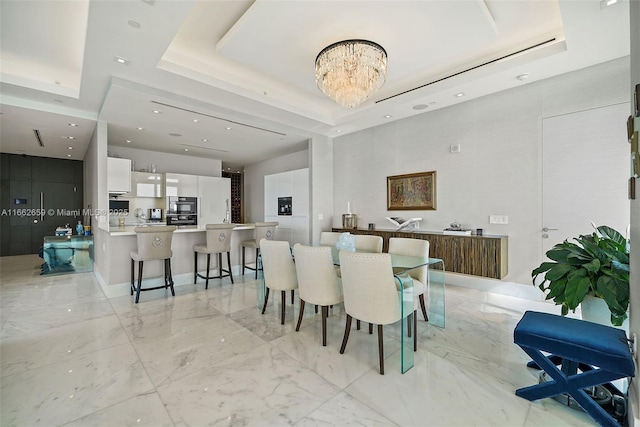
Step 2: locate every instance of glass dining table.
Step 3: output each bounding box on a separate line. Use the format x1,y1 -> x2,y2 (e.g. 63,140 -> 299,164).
256,246 -> 446,374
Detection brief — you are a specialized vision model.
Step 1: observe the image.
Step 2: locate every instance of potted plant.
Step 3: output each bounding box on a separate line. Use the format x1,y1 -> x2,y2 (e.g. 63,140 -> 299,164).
532,225 -> 629,327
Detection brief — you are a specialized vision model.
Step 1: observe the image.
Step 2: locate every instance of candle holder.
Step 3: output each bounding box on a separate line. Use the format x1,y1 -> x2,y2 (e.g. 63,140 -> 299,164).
342,213 -> 357,229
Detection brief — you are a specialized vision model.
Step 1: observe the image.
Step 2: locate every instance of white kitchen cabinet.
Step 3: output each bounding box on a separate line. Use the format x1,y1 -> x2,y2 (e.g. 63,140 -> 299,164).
198,176 -> 231,225
108,157 -> 131,194
165,173 -> 198,197
264,168 -> 309,244
129,172 -> 165,198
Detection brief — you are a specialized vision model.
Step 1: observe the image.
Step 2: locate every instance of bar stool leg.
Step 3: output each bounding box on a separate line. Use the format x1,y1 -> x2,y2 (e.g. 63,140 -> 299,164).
255,248 -> 259,279
205,254 -> 211,289
135,261 -> 144,304
242,247 -> 246,275
218,253 -> 223,280
193,252 -> 198,284
227,251 -> 234,284
167,258 -> 175,296
130,259 -> 135,295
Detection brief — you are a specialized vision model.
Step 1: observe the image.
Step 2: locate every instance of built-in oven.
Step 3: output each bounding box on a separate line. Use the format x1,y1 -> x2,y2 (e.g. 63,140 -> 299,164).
167,196 -> 197,215
166,214 -> 197,226
167,196 -> 197,226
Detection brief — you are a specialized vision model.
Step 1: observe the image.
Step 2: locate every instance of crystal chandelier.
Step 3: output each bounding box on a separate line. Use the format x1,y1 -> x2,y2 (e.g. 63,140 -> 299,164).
315,40 -> 387,108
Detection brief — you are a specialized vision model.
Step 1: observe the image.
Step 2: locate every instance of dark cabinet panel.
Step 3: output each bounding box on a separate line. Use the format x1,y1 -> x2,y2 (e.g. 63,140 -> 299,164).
8,154 -> 31,181
1,155 -> 83,255
1,217 -> 9,255
31,157 -> 76,183
1,154 -> 9,180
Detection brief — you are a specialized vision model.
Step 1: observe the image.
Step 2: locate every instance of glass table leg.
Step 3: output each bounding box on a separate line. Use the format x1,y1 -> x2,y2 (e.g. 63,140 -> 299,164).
395,273 -> 414,374
427,259 -> 446,328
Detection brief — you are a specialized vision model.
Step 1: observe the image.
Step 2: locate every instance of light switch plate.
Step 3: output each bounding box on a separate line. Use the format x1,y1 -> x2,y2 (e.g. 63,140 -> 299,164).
489,215 -> 509,224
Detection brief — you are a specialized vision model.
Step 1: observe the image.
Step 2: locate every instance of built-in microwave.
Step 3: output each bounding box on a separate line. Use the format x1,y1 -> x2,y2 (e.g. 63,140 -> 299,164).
167,196 -> 197,215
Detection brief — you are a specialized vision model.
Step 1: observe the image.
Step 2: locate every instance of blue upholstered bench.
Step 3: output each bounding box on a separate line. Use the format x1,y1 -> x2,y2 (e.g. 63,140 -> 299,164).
514,311 -> 634,427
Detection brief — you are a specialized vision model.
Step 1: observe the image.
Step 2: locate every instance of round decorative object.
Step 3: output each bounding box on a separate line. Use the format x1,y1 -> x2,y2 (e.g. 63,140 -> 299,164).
152,237 -> 163,247
218,233 -> 226,242
266,230 -> 273,239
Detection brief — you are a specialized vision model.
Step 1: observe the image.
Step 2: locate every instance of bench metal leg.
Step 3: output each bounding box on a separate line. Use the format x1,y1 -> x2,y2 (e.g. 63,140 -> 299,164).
516,345 -> 626,427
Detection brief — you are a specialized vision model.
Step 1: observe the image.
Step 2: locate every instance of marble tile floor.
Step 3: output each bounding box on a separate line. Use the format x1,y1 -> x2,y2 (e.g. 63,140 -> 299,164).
0,254 -> 597,426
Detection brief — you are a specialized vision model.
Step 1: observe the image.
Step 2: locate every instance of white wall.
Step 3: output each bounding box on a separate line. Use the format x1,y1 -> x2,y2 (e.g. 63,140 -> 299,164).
628,0 -> 640,422
333,57 -> 630,286
244,149 -> 309,223
108,146 -> 222,177
309,135 -> 334,245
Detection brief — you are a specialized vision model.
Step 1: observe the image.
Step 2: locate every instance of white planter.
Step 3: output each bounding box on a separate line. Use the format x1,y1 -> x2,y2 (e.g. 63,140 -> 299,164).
580,294 -> 629,332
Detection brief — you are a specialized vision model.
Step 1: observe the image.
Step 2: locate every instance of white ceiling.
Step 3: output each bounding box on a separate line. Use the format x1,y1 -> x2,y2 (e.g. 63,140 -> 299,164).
0,0 -> 630,171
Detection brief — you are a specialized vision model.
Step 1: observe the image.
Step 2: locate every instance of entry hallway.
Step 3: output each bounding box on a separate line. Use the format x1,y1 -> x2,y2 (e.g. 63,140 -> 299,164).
0,255 -> 595,426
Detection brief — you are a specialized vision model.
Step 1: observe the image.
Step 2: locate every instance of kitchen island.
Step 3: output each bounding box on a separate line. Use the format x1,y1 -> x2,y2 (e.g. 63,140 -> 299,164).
97,224 -> 256,297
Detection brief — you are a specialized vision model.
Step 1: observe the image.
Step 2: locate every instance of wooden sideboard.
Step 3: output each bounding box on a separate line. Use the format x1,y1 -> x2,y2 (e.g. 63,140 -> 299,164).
332,228 -> 508,279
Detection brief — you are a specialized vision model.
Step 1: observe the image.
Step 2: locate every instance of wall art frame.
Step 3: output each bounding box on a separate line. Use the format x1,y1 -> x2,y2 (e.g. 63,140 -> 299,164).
387,171 -> 437,210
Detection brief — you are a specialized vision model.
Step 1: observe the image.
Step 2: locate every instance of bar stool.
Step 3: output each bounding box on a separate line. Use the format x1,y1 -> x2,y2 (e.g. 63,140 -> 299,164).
130,225 -> 177,304
194,223 -> 235,289
241,221 -> 278,279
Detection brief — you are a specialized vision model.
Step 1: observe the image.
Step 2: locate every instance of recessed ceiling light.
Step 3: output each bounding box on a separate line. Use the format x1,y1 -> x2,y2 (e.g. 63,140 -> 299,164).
126,139 -> 132,143
152,110 -> 161,114
227,167 -> 231,170
67,154 -> 72,157
193,119 -> 199,123
383,115 -> 392,119
66,136 -> 75,139
114,56 -> 130,65
412,104 -> 429,110
336,130 -> 342,133
226,127 -> 232,130
68,123 -> 78,127
202,139 -> 208,142
600,0 -> 618,7
455,92 -> 465,97
516,73 -> 529,81
184,148 -> 189,152
137,127 -> 144,130
128,20 -> 141,28
68,146 -> 73,150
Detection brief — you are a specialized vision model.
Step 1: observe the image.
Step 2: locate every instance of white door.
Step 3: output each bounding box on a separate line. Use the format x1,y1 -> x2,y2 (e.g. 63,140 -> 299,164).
542,102 -> 630,258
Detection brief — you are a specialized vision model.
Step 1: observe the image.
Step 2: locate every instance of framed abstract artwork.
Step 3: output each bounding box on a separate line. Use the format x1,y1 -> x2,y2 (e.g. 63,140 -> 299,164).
387,171 -> 437,210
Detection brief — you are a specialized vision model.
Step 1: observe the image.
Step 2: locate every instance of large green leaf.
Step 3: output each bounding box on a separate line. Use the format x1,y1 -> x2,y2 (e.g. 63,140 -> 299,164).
532,262 -> 556,277
545,263 -> 575,281
546,277 -> 567,299
564,271 -> 591,310
597,226 -> 628,251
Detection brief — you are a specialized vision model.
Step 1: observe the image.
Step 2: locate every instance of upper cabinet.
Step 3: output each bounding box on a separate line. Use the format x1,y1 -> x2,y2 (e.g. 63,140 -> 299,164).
128,172 -> 165,198
107,157 -> 131,194
165,173 -> 198,197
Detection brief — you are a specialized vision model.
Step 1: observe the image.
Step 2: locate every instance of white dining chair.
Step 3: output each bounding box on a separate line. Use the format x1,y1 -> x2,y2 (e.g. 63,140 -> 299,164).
338,250 -> 417,375
388,237 -> 429,321
259,239 -> 298,325
319,231 -> 341,246
353,234 -> 383,253
293,244 -> 343,346
241,221 -> 278,279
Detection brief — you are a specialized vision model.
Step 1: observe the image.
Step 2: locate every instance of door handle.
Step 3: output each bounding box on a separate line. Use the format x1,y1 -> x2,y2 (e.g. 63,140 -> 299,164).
40,192 -> 44,221
542,227 -> 558,232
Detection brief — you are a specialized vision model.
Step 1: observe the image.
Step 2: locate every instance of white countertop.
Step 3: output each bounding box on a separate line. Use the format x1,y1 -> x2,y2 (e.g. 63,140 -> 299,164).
109,223 -> 255,236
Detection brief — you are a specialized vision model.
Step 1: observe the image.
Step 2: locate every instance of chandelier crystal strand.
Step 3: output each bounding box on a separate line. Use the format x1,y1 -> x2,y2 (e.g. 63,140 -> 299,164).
315,40 -> 387,108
